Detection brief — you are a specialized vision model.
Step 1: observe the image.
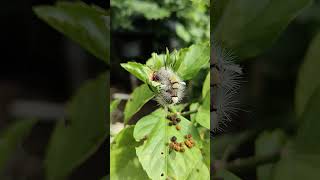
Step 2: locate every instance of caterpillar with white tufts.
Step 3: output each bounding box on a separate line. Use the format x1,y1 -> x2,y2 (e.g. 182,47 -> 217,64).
211,42 -> 243,133
147,52 -> 186,107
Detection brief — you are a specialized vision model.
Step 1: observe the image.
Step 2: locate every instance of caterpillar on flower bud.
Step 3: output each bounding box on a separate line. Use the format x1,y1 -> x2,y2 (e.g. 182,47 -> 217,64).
150,67 -> 186,106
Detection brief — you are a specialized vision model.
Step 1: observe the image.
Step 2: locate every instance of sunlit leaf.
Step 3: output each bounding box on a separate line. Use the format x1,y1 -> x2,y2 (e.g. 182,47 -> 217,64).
110,126 -> 149,179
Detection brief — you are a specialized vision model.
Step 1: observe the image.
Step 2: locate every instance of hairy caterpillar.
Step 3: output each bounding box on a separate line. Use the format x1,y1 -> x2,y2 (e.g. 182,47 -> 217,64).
149,61 -> 186,106
211,43 -> 242,132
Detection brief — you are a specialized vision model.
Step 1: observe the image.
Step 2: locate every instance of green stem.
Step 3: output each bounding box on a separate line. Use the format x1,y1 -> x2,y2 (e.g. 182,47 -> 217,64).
224,151 -> 281,173
180,110 -> 198,116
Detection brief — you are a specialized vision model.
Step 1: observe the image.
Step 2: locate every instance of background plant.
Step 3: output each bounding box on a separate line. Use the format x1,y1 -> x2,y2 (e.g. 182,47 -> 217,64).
0,1 -> 109,179
110,41 -> 210,179
212,0 -> 320,179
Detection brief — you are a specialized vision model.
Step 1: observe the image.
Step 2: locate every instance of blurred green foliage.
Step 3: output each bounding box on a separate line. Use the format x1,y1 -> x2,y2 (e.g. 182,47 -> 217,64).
111,0 -> 209,44
213,0 -> 320,179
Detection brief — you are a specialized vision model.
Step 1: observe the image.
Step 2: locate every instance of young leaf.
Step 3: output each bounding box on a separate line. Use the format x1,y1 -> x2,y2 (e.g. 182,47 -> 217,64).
110,99 -> 121,113
214,0 -> 312,59
121,62 -> 152,83
177,42 -> 210,80
0,119 -> 38,172
124,84 -> 154,124
33,2 -> 109,64
295,32 -> 320,117
110,126 -> 149,180
45,74 -> 108,180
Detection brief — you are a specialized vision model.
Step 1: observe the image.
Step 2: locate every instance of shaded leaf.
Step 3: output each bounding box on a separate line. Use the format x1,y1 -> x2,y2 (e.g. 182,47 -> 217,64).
255,130 -> 287,180
0,119 -> 38,172
45,74 -> 108,180
214,169 -> 242,180
33,2 -> 109,64
214,0 -> 311,58
295,32 -> 320,117
124,84 -> 154,124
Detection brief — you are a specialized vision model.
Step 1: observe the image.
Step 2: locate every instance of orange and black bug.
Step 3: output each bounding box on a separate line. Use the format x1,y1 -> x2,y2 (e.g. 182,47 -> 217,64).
185,139 -> 194,148
176,125 -> 181,131
171,136 -> 177,142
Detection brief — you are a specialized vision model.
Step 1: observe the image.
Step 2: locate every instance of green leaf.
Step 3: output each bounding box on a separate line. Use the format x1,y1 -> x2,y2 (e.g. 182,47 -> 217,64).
121,62 -> 152,83
214,0 -> 312,58
202,72 -> 210,98
110,126 -> 149,180
195,92 -> 210,129
211,0 -> 230,30
45,74 -> 108,180
214,169 -> 242,180
295,32 -> 320,117
0,119 -> 38,172
100,175 -> 109,180
189,103 -> 199,123
273,143 -> 320,180
33,2 -> 109,64
134,110 -> 205,179
134,109 -> 203,148
255,130 -> 287,180
110,99 -> 121,113
176,23 -> 192,43
177,42 -> 210,80
186,161 -> 210,180
201,138 -> 210,168
129,1 -> 170,20
124,84 -> 154,124
295,86 -> 320,154
133,109 -> 165,141
272,89 -> 320,180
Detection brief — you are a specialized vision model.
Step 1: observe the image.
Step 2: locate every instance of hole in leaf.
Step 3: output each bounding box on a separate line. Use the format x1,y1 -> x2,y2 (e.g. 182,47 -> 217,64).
161,173 -> 164,176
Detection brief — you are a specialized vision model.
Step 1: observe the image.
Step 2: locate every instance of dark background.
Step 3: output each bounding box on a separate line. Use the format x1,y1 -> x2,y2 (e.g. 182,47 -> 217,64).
0,0 -> 109,179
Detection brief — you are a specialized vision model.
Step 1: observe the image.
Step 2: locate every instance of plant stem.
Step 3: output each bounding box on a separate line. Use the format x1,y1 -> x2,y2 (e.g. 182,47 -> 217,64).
180,110 -> 198,116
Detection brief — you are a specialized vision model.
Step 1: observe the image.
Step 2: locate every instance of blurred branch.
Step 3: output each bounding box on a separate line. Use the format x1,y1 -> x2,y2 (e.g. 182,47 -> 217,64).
222,130 -> 259,161
112,93 -> 130,100
224,151 -> 281,173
